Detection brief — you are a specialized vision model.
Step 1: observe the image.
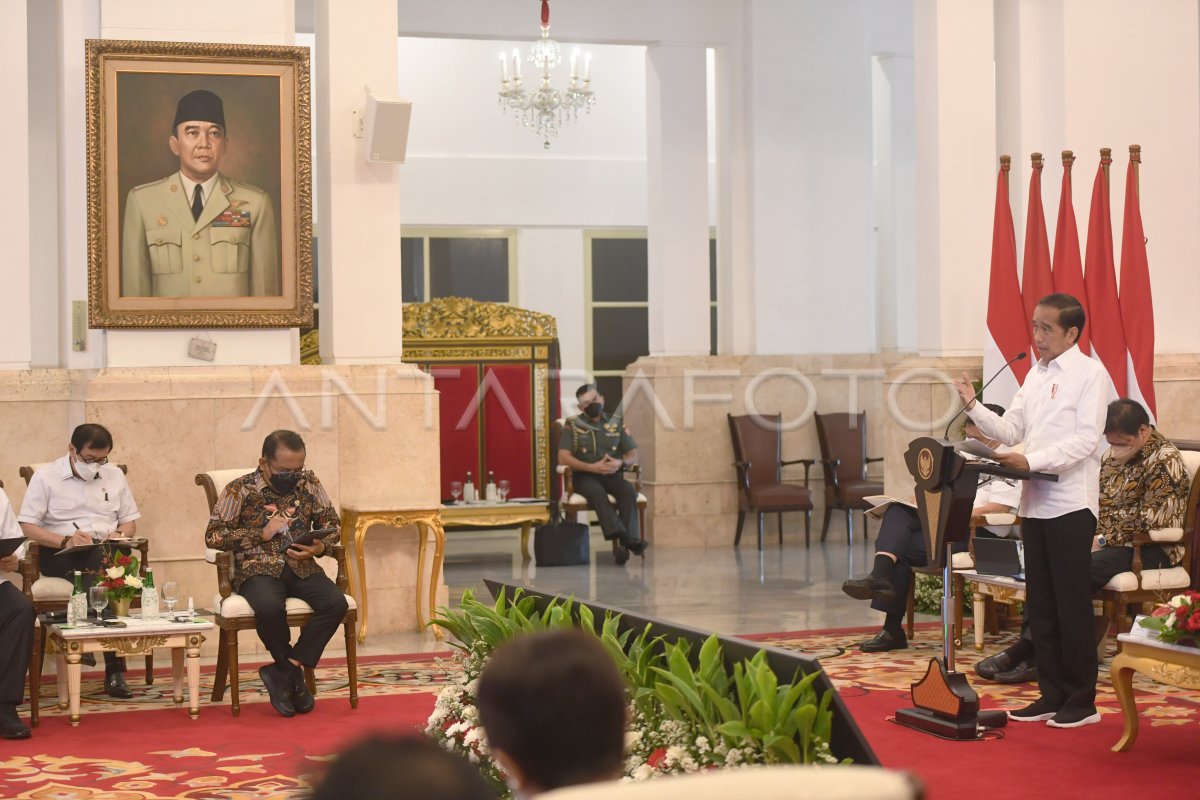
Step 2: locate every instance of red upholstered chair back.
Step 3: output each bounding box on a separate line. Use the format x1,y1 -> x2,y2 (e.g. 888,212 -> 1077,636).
728,414 -> 782,493
814,412 -> 868,494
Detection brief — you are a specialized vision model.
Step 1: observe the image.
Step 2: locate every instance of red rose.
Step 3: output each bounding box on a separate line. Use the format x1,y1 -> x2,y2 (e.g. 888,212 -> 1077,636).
112,578 -> 124,588
1176,606 -> 1190,620
1188,611 -> 1200,631
648,748 -> 667,768
117,554 -> 132,567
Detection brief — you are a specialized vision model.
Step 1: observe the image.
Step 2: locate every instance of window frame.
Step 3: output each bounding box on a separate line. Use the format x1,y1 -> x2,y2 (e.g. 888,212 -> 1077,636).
400,226 -> 519,305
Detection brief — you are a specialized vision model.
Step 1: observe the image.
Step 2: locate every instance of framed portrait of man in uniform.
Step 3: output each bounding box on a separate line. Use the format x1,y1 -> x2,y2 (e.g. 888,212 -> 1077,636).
85,39 -> 313,328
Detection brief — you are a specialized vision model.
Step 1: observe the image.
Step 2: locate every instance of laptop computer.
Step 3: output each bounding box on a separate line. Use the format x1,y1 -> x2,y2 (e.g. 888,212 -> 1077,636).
972,537 -> 1024,580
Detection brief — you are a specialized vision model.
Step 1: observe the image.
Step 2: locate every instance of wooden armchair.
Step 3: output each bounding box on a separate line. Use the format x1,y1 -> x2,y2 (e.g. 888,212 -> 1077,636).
1097,443 -> 1200,641
727,413 -> 815,549
813,412 -> 883,544
195,469 -> 359,717
552,419 -> 647,558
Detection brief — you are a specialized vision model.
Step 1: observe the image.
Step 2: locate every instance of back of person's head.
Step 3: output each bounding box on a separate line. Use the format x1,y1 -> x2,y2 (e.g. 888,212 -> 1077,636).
262,429 -> 306,459
477,629 -> 626,793
71,423 -> 113,453
1104,398 -> 1151,436
311,734 -> 494,800
982,403 -> 1006,417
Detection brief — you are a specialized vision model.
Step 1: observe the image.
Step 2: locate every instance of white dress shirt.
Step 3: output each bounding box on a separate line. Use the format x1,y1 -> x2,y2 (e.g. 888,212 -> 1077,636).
178,171 -> 220,209
17,455 -> 141,538
0,491 -> 25,587
967,344 -> 1112,519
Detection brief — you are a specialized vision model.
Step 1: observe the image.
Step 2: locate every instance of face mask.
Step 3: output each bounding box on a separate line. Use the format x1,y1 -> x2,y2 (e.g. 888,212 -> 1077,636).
1110,444 -> 1139,465
584,402 -> 603,419
73,459 -> 99,480
270,472 -> 302,495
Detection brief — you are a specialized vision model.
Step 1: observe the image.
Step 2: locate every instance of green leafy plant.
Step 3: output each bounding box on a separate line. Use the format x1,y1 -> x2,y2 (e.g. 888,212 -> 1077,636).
425,589 -> 844,795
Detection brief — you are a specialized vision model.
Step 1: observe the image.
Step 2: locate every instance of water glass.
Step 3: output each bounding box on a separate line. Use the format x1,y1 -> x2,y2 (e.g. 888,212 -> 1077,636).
88,586 -> 108,622
498,480 -> 511,502
450,481 -> 463,503
162,581 -> 180,617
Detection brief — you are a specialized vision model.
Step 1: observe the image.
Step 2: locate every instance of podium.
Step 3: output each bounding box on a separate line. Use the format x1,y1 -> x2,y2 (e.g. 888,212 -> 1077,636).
895,437 -> 1056,738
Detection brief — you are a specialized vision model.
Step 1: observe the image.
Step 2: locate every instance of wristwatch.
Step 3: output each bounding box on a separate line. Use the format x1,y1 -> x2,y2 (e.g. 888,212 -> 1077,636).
60,534 -> 70,550
1096,535 -> 1107,548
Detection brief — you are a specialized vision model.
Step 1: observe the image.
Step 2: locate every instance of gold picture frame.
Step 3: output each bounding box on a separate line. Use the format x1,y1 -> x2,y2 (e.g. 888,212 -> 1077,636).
86,39 -> 312,328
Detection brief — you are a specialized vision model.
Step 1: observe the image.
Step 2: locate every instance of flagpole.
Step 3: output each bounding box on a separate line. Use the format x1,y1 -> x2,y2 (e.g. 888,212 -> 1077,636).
1100,146 -> 1112,187
1130,143 -> 1141,199
1000,153 -> 1011,194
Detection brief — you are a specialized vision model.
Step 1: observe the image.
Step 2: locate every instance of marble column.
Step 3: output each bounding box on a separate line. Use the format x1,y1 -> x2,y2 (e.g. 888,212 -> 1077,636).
646,44 -> 711,357
0,0 -> 32,370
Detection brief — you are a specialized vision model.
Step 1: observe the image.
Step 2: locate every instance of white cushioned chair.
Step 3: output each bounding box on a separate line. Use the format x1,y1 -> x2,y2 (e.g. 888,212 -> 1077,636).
552,419 -> 648,557
195,468 -> 359,717
541,765 -> 918,800
1098,443 -> 1200,641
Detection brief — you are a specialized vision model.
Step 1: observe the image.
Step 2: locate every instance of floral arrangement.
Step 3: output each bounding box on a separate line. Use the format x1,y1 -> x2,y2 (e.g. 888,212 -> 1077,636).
1139,590 -> 1200,646
98,550 -> 143,602
426,590 -> 841,799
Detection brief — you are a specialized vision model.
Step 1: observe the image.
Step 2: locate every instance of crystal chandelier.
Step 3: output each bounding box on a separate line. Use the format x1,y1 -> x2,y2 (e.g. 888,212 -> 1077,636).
498,0 -> 596,148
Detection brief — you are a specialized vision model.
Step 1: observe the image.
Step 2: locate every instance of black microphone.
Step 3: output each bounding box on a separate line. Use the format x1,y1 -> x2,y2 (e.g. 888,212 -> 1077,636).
943,352 -> 1027,439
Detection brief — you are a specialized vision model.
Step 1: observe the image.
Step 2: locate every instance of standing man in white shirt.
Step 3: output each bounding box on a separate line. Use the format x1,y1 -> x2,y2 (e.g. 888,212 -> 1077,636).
952,293 -> 1112,729
0,488 -> 33,739
18,424 -> 142,699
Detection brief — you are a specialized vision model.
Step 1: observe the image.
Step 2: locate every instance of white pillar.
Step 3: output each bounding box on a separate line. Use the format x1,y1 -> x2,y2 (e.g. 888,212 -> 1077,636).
914,0 -> 998,355
0,0 -> 33,370
315,0 -> 404,364
646,44 -> 711,357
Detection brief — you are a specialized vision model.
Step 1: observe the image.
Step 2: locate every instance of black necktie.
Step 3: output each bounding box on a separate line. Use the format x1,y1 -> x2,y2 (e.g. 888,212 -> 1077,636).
191,184 -> 204,221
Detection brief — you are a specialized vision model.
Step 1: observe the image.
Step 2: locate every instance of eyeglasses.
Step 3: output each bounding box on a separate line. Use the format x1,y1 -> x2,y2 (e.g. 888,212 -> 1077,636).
269,464 -> 306,476
77,455 -> 109,465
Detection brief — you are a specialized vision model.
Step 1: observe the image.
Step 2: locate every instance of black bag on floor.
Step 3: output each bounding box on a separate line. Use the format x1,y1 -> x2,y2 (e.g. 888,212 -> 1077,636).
534,506 -> 590,566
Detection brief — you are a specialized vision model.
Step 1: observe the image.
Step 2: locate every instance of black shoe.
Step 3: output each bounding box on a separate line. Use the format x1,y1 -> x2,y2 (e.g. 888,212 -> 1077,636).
993,660 -> 1038,684
974,650 -> 1016,680
290,664 -> 315,714
613,545 -> 630,565
0,703 -> 30,740
627,539 -> 649,557
105,672 -> 133,699
859,628 -> 907,653
1008,699 -> 1060,722
258,664 -> 295,718
841,577 -> 896,606
81,653 -> 96,667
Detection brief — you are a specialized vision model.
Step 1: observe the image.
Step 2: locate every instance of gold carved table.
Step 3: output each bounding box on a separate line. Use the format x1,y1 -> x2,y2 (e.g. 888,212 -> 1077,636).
340,505 -> 445,643
1111,632 -> 1200,751
440,500 -> 551,561
961,571 -> 1026,652
42,616 -> 212,726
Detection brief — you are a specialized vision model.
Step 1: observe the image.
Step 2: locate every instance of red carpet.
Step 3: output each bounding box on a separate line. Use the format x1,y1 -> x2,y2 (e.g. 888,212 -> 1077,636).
755,628 -> 1199,799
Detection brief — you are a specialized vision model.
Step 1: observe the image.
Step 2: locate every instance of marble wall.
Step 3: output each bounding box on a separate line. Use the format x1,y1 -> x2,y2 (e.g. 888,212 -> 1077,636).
624,353 -> 1200,549
0,365 -> 444,657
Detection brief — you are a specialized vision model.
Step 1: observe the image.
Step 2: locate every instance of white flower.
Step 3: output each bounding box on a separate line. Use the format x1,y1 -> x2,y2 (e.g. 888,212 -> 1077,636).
631,765 -> 655,782
625,730 -> 642,748
695,736 -> 709,754
725,748 -> 743,766
460,704 -> 479,722
1164,613 -> 1177,629
125,575 -> 143,590
106,566 -> 124,580
664,746 -> 686,766
465,678 -> 481,695
1169,594 -> 1188,609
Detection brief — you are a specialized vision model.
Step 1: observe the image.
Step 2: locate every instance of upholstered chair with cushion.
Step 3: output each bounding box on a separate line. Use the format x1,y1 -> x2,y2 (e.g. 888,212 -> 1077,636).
195,469 -> 358,717
813,412 -> 884,544
727,413 -> 815,549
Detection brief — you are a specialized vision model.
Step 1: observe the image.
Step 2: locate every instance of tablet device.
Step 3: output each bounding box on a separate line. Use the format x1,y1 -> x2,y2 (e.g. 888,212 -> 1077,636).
289,527 -> 337,548
0,537 -> 26,558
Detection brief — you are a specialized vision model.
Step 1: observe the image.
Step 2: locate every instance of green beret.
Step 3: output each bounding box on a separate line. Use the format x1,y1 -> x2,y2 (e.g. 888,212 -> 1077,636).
173,89 -> 225,131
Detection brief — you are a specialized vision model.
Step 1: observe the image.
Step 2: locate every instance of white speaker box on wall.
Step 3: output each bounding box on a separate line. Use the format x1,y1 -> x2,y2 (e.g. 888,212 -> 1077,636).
363,94 -> 412,164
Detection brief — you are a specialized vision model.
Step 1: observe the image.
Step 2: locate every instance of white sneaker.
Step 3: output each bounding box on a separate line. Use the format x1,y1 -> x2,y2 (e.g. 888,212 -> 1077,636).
1046,708 -> 1101,728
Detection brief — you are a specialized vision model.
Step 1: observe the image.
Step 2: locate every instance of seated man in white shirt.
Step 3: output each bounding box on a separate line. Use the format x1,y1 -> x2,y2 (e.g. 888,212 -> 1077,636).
0,489 -> 33,739
841,406 -> 1021,652
17,424 -> 142,699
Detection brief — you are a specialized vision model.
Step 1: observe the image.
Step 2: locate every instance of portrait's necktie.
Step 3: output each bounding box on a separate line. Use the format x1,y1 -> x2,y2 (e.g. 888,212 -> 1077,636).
191,184 -> 204,221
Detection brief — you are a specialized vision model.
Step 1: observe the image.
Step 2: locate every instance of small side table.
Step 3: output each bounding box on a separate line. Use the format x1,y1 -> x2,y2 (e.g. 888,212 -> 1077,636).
39,616 -> 213,726
1111,631 -> 1200,751
340,505 -> 445,643
960,571 -> 1026,652
440,500 -> 551,561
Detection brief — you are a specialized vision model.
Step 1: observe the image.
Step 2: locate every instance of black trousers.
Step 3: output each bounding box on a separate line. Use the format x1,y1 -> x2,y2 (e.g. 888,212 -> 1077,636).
1008,543 -> 1174,656
870,505 -> 929,619
40,545 -> 125,673
1023,510 -> 1098,711
573,471 -> 640,545
239,565 -> 348,668
0,583 -> 34,705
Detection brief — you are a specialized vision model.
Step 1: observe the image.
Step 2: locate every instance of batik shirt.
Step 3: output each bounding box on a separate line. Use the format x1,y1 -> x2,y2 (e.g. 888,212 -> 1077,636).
204,469 -> 341,588
1096,429 -> 1188,566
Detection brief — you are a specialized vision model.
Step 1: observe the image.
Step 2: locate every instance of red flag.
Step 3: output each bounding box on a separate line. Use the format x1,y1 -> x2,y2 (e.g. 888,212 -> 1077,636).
1119,146 -> 1156,419
1052,151 -> 1090,355
1022,154 -> 1054,352
983,157 -> 1031,406
1083,149 -> 1127,396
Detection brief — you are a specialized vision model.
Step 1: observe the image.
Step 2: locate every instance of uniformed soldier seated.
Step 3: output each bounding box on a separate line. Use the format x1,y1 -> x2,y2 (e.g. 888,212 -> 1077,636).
557,384 -> 648,565
18,424 -> 142,698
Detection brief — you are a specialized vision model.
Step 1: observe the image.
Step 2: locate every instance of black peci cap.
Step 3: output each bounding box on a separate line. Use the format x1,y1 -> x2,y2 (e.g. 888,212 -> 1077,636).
173,89 -> 226,131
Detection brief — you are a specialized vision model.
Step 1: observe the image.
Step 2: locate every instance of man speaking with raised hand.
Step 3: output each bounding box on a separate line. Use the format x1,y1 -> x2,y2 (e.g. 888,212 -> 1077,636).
952,293 -> 1112,729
